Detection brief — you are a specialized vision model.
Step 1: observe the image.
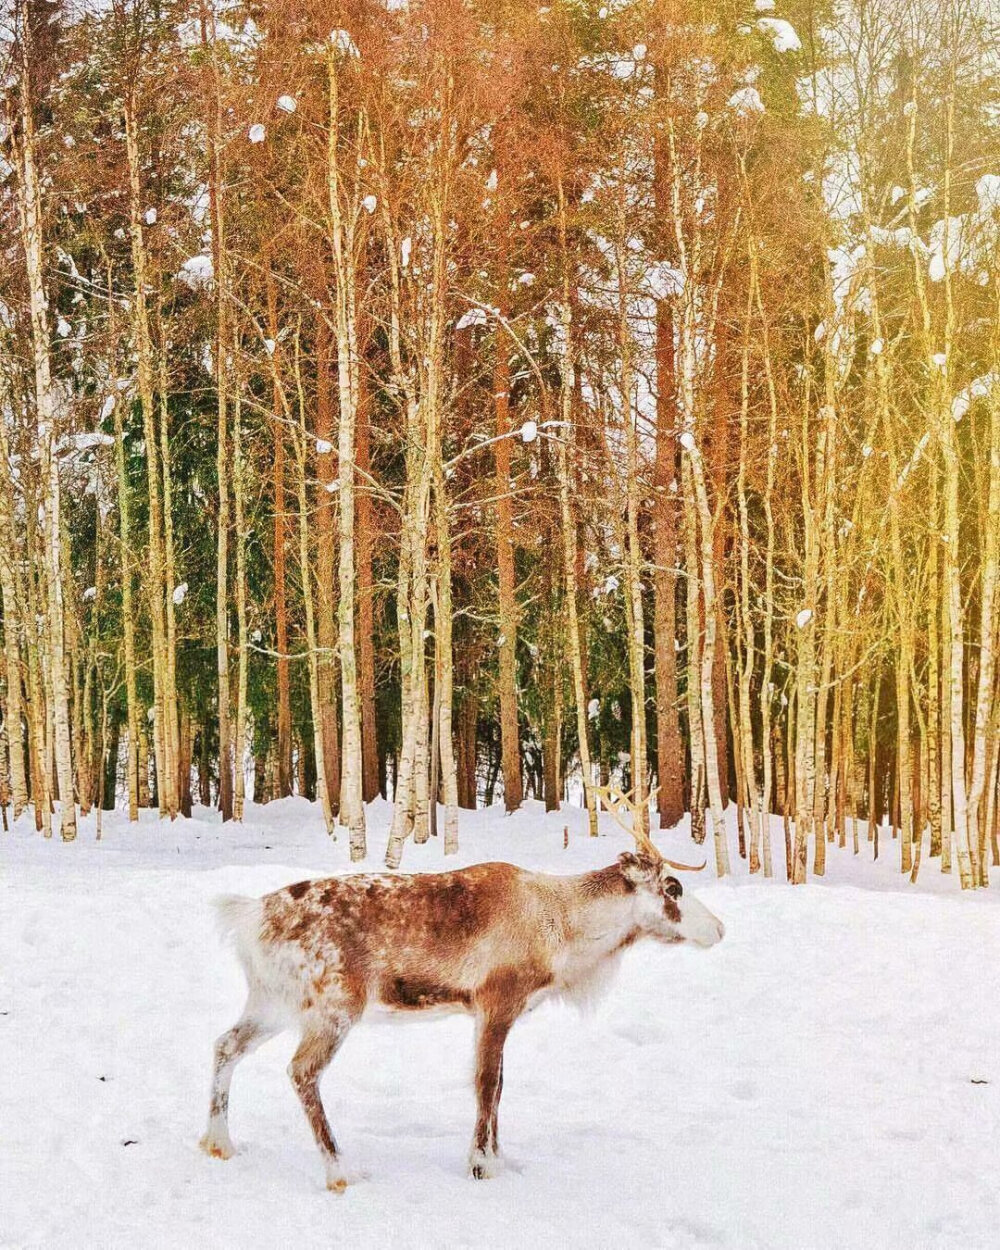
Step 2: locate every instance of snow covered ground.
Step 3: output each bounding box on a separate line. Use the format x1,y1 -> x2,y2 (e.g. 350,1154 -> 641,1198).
2,797 -> 999,1250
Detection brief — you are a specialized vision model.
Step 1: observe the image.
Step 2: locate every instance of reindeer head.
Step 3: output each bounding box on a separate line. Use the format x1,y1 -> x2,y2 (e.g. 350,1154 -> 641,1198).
617,848 -> 725,950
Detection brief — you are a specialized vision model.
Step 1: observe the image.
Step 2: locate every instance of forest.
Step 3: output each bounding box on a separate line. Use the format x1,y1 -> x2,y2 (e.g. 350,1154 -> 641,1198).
1,0 -> 999,886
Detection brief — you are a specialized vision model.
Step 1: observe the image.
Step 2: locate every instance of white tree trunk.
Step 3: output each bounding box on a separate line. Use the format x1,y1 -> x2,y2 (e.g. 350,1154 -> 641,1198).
15,5 -> 76,840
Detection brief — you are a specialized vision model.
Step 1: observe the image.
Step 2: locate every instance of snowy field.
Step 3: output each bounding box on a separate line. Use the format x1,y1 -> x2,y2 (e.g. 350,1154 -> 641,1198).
2,797 -> 999,1250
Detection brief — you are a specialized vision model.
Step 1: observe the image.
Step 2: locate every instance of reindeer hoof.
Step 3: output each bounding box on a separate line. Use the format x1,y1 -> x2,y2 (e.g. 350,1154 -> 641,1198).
199,1134 -> 235,1160
325,1159 -> 355,1193
468,1148 -> 504,1180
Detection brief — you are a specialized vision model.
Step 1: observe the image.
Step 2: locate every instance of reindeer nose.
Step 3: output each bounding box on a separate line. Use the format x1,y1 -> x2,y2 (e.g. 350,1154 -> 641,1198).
684,899 -> 725,947
698,913 -> 725,946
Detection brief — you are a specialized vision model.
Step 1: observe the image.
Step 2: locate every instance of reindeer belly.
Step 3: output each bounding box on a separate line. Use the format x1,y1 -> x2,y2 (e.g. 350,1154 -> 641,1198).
367,975 -> 475,1020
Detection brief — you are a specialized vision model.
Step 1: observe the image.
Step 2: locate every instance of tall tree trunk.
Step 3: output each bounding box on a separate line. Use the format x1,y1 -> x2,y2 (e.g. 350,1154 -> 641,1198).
683,450 -> 730,876
666,117 -> 726,871
433,467 -> 459,853
67,568 -> 89,815
233,385 -> 249,821
267,270 -> 293,798
125,94 -> 174,819
326,48 -> 366,857
156,326 -> 182,820
292,346 -> 334,836
652,68 -> 684,832
178,704 -> 192,818
198,720 -> 212,808
966,379 -> 1000,884
0,425 -> 29,820
710,320 -> 732,808
542,525 -> 562,815
927,458 -> 942,859
939,88 -> 973,888
386,424 -> 433,865
557,178 -> 597,836
24,493 -> 49,833
792,386 -> 819,885
383,73 -> 453,863
735,273 -> 761,871
385,452 -> 420,863
201,0 -> 232,821
112,388 -> 140,822
494,320 -> 522,813
456,672 -> 478,810
314,315 -> 342,818
613,222 -> 649,835
356,347 -> 379,802
138,720 -> 150,808
653,299 -> 683,829
15,3 -> 75,840
213,316 -> 232,823
103,714 -> 120,813
811,385 -> 838,877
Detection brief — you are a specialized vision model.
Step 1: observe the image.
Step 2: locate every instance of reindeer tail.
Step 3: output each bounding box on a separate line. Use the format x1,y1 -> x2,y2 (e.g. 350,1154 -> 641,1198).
211,895 -> 265,972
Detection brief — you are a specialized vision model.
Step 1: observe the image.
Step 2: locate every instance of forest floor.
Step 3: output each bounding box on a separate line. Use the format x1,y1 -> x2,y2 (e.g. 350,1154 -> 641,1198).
2,796 -> 999,1250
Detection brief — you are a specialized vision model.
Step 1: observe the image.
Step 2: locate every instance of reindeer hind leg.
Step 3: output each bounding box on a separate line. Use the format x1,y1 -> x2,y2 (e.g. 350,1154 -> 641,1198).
200,1007 -> 278,1159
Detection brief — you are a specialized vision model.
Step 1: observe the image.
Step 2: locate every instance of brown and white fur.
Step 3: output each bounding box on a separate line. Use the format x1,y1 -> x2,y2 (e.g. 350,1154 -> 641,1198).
199,851 -> 724,1189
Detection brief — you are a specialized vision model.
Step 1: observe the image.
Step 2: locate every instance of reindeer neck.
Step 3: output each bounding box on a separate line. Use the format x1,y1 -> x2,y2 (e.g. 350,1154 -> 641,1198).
571,894 -> 641,952
547,872 -> 643,998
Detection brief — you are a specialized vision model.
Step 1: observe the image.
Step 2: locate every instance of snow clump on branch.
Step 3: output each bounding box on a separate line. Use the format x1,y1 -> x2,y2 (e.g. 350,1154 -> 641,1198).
951,374 -> 995,422
178,254 -> 213,289
727,87 -> 765,116
756,18 -> 801,52
647,262 -> 684,299
330,29 -> 360,57
456,307 -> 489,331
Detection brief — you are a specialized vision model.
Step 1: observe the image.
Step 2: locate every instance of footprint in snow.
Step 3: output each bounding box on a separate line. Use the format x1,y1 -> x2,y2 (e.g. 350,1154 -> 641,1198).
728,1079 -> 758,1102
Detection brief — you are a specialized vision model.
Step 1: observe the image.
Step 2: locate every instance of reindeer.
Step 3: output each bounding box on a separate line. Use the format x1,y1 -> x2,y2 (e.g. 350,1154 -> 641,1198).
199,826 -> 724,1190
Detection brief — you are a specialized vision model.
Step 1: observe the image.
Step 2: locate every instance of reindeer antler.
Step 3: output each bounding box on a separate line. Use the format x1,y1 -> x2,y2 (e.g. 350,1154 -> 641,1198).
592,785 -> 707,872
660,855 -> 707,873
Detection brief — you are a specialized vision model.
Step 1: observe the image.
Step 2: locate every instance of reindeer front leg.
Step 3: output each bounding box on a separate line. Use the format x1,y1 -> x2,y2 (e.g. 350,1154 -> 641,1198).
288,1012 -> 356,1192
469,1013 -> 512,1179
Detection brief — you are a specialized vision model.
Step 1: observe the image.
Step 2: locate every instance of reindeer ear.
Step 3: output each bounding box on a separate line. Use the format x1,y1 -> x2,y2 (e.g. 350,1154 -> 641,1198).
618,852 -> 656,888
617,852 -> 640,889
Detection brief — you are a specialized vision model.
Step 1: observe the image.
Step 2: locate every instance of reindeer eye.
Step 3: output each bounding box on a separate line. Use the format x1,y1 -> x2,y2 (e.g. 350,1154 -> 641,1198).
664,879 -> 682,900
